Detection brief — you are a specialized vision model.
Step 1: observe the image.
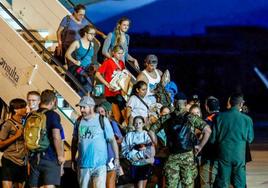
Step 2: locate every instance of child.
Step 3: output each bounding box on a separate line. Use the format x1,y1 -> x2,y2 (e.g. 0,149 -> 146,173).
96,45 -> 128,124
189,104 -> 202,118
121,116 -> 155,188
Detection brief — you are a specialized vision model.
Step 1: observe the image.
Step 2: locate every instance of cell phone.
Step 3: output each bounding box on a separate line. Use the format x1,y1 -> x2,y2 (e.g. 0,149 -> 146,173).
108,158 -> 115,169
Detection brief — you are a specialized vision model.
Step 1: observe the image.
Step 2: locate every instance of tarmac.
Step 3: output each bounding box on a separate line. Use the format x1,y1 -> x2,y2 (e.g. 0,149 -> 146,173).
247,126 -> 268,188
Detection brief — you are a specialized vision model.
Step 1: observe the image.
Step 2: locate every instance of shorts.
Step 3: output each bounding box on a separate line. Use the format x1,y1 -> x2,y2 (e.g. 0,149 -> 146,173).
1,157 -> 27,183
29,157 -> 61,187
78,165 -> 107,188
130,164 -> 152,182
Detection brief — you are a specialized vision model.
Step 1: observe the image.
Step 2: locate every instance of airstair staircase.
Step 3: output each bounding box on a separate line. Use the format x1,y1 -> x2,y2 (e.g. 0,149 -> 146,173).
0,0 -> 86,163
0,0 -> 139,163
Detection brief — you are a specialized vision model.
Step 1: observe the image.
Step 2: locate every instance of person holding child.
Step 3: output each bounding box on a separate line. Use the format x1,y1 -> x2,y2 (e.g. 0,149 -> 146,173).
121,116 -> 155,188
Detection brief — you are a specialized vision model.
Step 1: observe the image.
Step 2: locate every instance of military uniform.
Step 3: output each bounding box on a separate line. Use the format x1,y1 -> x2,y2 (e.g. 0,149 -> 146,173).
210,107 -> 254,188
151,111 -> 208,188
164,151 -> 197,188
150,113 -> 171,133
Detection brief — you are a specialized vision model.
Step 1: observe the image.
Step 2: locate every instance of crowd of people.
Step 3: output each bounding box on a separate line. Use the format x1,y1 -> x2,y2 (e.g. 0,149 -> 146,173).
0,90 -> 254,188
55,4 -> 139,96
0,3 -> 254,188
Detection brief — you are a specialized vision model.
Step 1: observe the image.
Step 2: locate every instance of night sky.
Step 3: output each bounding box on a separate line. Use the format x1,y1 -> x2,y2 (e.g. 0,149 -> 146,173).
85,0 -> 268,36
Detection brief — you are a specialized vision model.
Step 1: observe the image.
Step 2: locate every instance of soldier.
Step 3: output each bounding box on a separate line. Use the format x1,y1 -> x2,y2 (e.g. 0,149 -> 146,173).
210,93 -> 254,188
150,92 -> 211,188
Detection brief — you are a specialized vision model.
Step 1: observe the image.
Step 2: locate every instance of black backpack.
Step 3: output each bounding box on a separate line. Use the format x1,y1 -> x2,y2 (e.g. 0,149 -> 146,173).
164,112 -> 196,154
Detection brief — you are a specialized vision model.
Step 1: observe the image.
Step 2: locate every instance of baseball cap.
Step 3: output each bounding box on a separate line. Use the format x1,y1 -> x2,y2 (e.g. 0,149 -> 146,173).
76,96 -> 95,107
145,54 -> 158,64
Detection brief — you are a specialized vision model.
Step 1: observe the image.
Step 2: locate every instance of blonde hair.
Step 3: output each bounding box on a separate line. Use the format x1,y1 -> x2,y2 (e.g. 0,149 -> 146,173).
112,45 -> 124,54
114,17 -> 130,46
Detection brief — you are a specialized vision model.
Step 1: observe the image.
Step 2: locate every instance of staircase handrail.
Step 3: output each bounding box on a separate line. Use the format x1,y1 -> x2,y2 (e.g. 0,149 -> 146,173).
0,1 -> 87,95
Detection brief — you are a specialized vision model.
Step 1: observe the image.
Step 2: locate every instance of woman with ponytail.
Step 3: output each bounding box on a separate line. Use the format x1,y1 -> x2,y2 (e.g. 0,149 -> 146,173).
102,17 -> 139,70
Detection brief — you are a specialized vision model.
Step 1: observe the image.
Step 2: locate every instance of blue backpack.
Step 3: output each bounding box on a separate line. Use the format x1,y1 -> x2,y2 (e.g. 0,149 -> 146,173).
165,81 -> 179,103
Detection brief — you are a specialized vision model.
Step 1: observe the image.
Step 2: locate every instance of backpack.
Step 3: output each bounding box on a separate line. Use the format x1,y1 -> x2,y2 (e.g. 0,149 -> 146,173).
24,110 -> 50,152
165,81 -> 179,103
164,112 -> 196,154
0,119 -> 17,152
61,15 -> 72,47
53,15 -> 71,65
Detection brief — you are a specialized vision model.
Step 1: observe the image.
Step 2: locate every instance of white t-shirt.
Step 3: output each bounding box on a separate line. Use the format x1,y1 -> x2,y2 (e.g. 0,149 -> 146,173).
127,95 -> 149,118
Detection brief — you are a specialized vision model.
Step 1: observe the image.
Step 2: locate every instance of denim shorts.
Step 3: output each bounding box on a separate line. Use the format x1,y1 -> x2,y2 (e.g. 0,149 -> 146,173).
78,165 -> 107,188
29,158 -> 61,187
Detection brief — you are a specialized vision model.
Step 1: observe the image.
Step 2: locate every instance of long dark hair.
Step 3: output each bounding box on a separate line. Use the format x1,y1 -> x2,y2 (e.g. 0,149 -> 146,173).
131,80 -> 147,95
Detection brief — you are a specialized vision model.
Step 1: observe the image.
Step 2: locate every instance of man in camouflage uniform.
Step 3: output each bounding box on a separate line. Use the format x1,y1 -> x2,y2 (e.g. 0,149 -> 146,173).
150,93 -> 211,188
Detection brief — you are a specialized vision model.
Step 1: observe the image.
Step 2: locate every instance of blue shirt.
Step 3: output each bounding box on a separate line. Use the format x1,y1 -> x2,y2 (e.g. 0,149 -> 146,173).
102,32 -> 130,62
74,40 -> 94,68
60,15 -> 89,47
73,114 -> 114,168
39,109 -> 64,161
